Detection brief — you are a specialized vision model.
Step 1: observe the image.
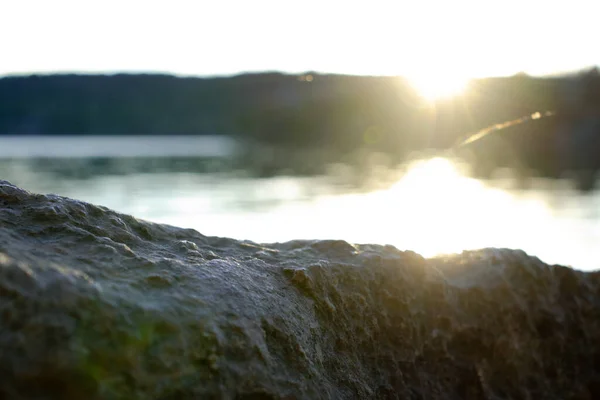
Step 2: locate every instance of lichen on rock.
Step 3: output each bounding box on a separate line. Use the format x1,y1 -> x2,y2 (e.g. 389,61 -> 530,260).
1,180 -> 599,399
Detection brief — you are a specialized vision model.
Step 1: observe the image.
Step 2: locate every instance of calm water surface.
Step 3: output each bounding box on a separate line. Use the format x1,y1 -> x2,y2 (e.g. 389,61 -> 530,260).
1,135 -> 599,271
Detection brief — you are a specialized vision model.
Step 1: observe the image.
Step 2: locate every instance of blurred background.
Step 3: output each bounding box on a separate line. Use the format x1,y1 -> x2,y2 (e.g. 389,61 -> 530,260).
1,0 -> 599,270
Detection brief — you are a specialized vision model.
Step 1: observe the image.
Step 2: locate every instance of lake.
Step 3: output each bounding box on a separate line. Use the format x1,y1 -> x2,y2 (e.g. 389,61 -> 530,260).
1,135 -> 599,271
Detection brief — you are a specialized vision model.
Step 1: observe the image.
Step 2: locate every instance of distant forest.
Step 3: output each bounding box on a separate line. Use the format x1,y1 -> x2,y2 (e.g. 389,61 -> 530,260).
1,71 -> 599,166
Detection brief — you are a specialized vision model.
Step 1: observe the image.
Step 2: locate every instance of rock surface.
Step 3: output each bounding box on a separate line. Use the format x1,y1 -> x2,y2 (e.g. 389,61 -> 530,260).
1,179 -> 599,400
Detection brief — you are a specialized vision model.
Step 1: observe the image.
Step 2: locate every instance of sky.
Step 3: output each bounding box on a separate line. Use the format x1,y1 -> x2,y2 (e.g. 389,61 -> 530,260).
1,0 -> 597,80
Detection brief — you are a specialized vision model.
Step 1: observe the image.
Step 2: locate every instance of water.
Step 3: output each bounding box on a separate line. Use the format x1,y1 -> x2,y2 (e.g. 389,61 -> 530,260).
0,135 -> 237,158
1,135 -> 599,271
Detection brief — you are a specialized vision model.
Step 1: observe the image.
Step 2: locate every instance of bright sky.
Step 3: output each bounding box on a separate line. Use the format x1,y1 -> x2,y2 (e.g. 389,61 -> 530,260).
0,0 -> 597,79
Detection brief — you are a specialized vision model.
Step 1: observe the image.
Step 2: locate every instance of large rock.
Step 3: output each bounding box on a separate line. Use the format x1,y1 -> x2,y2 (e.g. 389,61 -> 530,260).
1,180 -> 599,399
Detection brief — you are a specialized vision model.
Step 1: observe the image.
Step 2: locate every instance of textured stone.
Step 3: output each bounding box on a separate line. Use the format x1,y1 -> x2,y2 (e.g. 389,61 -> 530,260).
1,180 -> 599,399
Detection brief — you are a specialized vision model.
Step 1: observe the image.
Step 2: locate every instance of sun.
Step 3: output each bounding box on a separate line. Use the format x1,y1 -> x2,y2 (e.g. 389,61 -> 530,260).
407,74 -> 471,102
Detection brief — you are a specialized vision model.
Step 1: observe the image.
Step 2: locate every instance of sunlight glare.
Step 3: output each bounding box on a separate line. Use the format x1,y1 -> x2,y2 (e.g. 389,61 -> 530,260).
366,157 -> 554,258
407,74 -> 471,101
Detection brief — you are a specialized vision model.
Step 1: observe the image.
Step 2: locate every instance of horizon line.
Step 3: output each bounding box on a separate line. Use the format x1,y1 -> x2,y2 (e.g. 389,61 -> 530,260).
1,66 -> 599,80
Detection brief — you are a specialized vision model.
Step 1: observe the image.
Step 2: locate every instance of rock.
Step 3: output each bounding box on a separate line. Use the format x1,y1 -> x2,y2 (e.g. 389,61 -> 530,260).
1,179 -> 599,399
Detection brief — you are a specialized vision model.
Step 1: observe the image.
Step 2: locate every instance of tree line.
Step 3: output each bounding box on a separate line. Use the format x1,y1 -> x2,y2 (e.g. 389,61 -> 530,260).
0,70 -> 598,171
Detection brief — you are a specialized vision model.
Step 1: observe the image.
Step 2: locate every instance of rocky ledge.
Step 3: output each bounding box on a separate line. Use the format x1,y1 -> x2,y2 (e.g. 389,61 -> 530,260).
1,180 -> 599,399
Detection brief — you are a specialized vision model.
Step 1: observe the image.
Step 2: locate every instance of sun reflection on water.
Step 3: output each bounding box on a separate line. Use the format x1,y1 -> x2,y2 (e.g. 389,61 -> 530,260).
142,156 -> 597,269
364,157 -> 554,258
